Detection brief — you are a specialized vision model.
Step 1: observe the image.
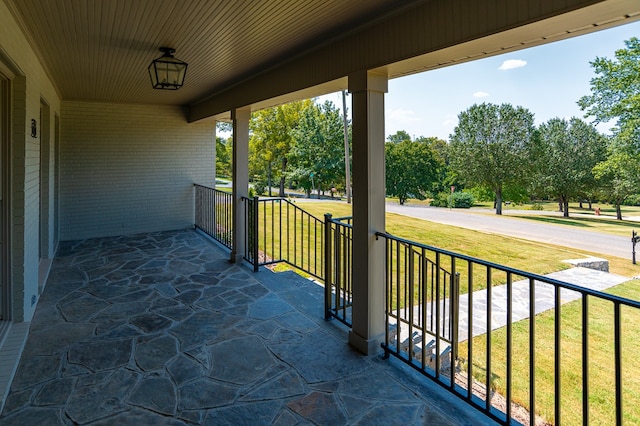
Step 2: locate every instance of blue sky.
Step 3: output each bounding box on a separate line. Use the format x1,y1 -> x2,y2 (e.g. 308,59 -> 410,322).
318,20 -> 640,141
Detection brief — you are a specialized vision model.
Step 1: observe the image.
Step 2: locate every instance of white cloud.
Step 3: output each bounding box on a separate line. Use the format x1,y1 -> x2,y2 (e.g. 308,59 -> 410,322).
387,108 -> 422,124
498,59 -> 527,70
441,115 -> 458,131
473,91 -> 489,98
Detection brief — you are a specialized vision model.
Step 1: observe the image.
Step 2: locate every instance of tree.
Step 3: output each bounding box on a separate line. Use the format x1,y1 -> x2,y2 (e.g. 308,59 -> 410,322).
216,121 -> 233,133
415,136 -> 450,196
593,136 -> 640,220
578,37 -> 640,137
288,101 -> 347,197
448,103 -> 536,215
249,100 -> 312,196
215,136 -> 232,177
385,139 -> 439,205
535,118 -> 606,217
578,37 -> 640,220
387,130 -> 411,144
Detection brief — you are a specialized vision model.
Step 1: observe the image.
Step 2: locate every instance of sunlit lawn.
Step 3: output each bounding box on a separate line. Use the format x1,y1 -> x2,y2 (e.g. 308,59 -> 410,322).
290,199 -> 640,424
292,199 -> 640,278
471,201 -> 640,237
459,281 -> 640,425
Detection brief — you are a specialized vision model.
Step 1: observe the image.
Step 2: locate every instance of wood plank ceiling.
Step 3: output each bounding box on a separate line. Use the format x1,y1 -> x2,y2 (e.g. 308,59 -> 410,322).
4,0 -> 406,106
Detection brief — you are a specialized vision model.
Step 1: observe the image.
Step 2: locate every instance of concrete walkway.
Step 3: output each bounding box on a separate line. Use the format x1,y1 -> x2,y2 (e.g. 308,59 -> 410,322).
0,230 -> 496,426
457,266 -> 629,341
394,266 -> 629,353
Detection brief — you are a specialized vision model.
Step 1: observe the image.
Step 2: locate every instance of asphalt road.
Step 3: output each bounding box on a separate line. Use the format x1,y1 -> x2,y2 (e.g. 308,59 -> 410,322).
385,203 -> 636,260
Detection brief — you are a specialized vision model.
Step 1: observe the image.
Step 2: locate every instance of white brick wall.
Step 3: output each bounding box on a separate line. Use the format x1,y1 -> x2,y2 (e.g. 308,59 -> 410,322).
1,1 -> 62,321
60,101 -> 215,240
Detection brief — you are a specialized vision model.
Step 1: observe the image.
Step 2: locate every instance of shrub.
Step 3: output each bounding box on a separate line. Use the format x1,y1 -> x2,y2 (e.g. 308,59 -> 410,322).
430,191 -> 474,208
529,202 -> 544,210
623,194 -> 640,206
429,192 -> 449,207
253,180 -> 266,196
451,191 -> 474,208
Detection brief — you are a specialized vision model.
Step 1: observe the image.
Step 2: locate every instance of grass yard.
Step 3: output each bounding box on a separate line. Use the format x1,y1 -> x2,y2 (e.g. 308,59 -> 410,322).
290,199 -> 640,424
459,281 -> 640,425
508,214 -> 640,238
292,200 -> 640,278
471,201 -> 640,237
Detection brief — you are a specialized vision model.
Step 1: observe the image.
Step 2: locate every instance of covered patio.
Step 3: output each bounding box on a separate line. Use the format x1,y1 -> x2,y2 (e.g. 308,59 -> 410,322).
0,230 -> 489,425
1,0 -> 640,424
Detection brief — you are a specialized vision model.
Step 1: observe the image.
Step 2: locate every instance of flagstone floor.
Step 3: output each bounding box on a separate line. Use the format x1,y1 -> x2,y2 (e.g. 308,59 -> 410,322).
0,230 -> 495,425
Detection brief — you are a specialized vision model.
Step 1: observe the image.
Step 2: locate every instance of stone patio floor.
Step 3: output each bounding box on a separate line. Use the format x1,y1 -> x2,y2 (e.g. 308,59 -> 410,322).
0,230 -> 495,425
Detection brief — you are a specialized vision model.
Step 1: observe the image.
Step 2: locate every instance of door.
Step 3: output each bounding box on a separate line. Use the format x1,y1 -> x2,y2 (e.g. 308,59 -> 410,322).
0,75 -> 7,319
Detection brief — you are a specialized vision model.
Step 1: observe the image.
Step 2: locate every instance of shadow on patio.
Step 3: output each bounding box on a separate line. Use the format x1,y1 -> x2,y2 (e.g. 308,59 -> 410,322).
0,230 -> 494,425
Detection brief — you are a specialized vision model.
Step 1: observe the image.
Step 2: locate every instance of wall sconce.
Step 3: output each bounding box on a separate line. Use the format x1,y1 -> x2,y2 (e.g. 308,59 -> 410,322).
148,47 -> 188,90
31,119 -> 37,138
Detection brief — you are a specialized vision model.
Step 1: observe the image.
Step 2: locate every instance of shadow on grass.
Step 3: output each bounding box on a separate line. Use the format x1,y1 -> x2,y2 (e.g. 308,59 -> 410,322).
512,215 -> 640,229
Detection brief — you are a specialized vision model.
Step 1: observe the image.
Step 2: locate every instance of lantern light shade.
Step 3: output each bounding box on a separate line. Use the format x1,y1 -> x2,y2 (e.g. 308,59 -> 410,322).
148,47 -> 188,90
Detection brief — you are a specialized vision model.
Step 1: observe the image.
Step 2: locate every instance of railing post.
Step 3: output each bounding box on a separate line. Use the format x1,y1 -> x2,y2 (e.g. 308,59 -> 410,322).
252,196 -> 259,272
324,213 -> 333,320
451,272 -> 460,362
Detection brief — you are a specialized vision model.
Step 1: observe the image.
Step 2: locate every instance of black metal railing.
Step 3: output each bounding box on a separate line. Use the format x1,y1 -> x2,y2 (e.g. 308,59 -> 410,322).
324,214 -> 353,326
377,232 -> 459,379
195,188 -> 640,423
376,231 -> 640,426
194,184 -> 233,249
242,196 -> 325,279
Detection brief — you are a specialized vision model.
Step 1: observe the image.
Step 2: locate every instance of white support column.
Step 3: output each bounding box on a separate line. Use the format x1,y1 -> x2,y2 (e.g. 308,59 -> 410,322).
348,70 -> 388,355
212,120 -> 217,184
231,107 -> 251,263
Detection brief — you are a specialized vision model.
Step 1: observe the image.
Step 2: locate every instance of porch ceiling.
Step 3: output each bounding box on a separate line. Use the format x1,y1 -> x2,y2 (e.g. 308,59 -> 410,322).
4,0 -> 640,116
4,0 -> 406,106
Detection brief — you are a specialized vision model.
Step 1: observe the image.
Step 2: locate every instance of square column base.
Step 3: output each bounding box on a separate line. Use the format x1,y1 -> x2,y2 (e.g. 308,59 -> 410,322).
349,330 -> 384,356
230,252 -> 244,264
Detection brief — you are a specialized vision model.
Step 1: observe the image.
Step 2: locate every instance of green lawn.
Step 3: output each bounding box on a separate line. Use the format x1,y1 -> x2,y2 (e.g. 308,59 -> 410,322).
460,281 -> 640,425
293,200 -> 640,278
290,199 -> 640,424
470,201 -> 640,237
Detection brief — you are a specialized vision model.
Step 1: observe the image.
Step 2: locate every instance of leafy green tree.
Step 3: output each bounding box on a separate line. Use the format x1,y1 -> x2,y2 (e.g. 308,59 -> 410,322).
578,37 -> 640,139
416,136 -> 450,195
578,37 -> 640,220
215,136 -> 232,177
216,121 -> 233,133
249,100 -> 312,196
448,103 -> 537,215
387,130 -> 411,144
535,118 -> 606,217
288,101 -> 347,197
593,136 -> 640,220
385,139 -> 439,205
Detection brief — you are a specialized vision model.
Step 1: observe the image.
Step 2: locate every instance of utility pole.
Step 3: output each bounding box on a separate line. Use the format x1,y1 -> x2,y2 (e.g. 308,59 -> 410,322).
342,90 -> 351,203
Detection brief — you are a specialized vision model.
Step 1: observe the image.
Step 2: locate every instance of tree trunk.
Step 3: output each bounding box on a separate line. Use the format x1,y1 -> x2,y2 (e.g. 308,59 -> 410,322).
616,201 -> 623,220
579,200 -> 583,209
562,195 -> 569,218
495,187 -> 503,215
558,198 -> 563,212
588,199 -> 593,210
279,157 -> 287,197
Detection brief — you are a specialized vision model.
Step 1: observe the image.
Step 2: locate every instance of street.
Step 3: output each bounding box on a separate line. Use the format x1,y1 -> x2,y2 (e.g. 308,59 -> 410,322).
385,202 -> 635,260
